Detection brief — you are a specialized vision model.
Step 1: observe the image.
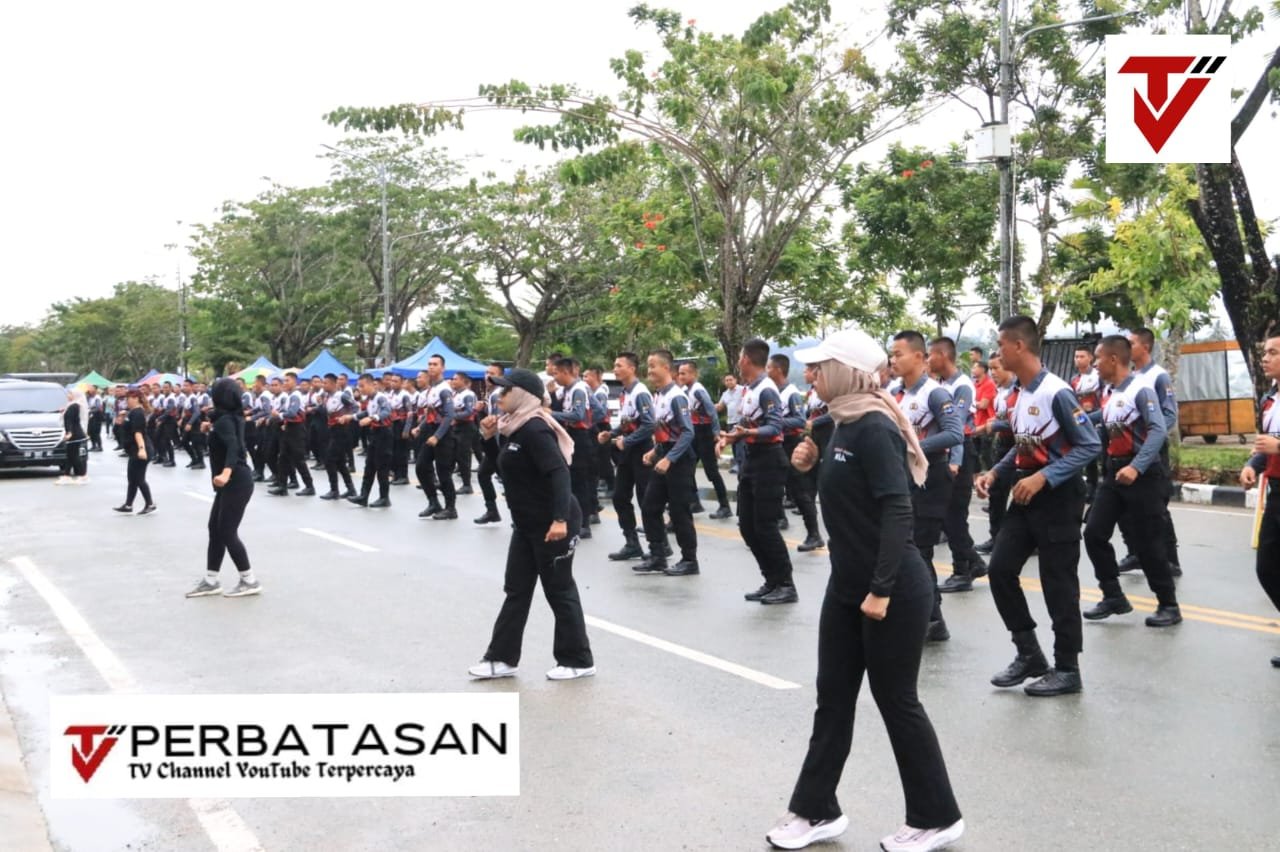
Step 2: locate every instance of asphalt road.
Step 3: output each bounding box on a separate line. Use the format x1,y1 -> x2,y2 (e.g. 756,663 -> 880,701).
2,451 -> 1278,851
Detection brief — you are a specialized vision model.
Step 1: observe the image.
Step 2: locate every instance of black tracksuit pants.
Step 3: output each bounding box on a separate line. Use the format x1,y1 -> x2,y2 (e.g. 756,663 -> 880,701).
943,437 -> 981,574
641,452 -> 697,562
324,423 -> 356,494
88,413 -> 103,450
360,427 -> 392,500
567,429 -> 595,530
208,467 -> 253,574
392,421 -> 410,480
484,499 -> 592,668
788,588 -> 962,827
1257,480 -> 1280,614
613,444 -> 651,542
694,425 -> 729,509
783,433 -> 820,537
417,432 -> 457,508
738,443 -> 793,588
987,437 -> 1013,539
454,421 -> 478,487
277,424 -> 314,489
912,459 -> 952,624
1085,461 -> 1175,605
988,474 -> 1086,670
595,427 -> 616,491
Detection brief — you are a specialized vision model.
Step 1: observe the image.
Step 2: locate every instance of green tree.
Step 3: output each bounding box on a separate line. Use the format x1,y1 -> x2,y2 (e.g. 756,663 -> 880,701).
0,325 -> 48,375
38,281 -> 180,379
327,0 -> 924,365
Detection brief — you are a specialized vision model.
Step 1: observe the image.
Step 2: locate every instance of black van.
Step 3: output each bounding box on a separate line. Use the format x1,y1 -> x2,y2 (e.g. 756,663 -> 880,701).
0,380 -> 70,469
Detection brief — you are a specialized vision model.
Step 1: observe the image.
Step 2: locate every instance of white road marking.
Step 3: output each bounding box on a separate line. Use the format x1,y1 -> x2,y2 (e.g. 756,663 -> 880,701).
8,556 -> 265,852
585,615 -> 800,690
298,527 -> 379,553
184,491 -> 215,504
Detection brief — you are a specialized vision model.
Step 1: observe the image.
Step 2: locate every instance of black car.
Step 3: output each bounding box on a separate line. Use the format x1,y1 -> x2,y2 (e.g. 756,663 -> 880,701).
0,380 -> 70,469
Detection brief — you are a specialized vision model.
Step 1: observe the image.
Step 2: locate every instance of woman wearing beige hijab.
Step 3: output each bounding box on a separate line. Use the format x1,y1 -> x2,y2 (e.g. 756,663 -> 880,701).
468,368 -> 595,682
766,330 -> 963,852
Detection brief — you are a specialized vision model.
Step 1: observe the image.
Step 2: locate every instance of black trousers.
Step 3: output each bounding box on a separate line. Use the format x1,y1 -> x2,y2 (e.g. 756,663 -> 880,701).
260,425 -> 280,479
453,421 -> 478,487
987,438 -> 1013,538
244,421 -> 259,473
613,445 -> 651,541
1257,482 -> 1280,614
641,454 -> 698,562
309,417 -> 329,464
1117,445 -> 1180,565
360,427 -> 392,500
738,444 -> 793,588
324,423 -> 356,494
417,432 -> 457,508
157,418 -> 176,463
783,433 -> 820,537
694,425 -> 729,508
208,467 -> 253,574
347,422 -> 358,470
186,427 -> 206,464
88,413 -> 103,450
484,499 -> 592,668
943,437 -> 981,573
595,428 -> 616,490
479,449 -> 500,507
277,424 -> 314,488
392,421 -> 411,479
125,456 -> 153,506
988,475 -> 1086,670
912,460 -> 953,623
789,589 -> 961,827
1085,462 -> 1175,605
567,429 -> 595,529
62,439 -> 88,476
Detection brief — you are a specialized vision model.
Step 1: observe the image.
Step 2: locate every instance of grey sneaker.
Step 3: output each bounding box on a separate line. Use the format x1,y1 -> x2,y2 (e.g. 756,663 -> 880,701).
880,819 -> 965,851
766,812 -> 849,849
223,577 -> 262,598
185,579 -> 222,598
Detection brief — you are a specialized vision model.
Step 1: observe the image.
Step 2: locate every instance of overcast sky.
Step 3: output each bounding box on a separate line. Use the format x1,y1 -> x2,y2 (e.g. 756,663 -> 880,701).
2,0 -> 1275,333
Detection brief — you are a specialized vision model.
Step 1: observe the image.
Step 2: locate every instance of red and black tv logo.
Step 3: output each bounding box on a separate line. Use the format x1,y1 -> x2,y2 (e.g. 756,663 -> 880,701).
64,725 -> 125,782
1118,55 -> 1227,153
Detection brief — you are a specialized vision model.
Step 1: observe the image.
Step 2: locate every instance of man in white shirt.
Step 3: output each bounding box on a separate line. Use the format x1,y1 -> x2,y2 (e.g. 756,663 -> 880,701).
717,374 -> 745,475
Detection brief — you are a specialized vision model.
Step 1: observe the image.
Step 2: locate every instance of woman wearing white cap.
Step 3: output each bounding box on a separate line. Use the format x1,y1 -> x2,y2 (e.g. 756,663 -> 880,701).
766,329 -> 963,852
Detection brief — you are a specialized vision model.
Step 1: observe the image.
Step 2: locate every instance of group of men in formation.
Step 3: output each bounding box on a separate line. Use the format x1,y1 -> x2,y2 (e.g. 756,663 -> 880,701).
99,316 -> 1217,694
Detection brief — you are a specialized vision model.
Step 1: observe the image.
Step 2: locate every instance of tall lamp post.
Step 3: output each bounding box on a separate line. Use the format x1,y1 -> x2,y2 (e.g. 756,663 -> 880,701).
993,8 -> 1139,320
323,144 -> 391,366
165,232 -> 187,377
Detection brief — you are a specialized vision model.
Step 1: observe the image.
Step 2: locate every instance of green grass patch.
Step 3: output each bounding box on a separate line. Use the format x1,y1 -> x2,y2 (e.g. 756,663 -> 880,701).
1174,443 -> 1251,472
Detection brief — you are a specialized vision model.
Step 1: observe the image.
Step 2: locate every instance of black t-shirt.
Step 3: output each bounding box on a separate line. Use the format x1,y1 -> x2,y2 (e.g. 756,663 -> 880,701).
491,419 -> 576,533
125,407 -> 153,458
819,412 -> 930,602
63,404 -> 86,441
209,411 -> 248,473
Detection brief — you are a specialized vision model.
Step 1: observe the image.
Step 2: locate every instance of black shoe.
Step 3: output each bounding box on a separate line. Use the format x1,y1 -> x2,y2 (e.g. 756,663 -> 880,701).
991,652 -> 1050,687
288,481 -> 299,490
710,505 -> 733,520
691,503 -> 706,514
1145,605 -> 1183,627
311,462 -> 325,471
1117,553 -> 1141,573
432,508 -> 458,520
975,538 -> 995,555
112,504 -> 132,514
319,491 -> 340,500
608,541 -> 644,561
782,498 -> 796,510
422,502 -> 443,517
251,473 -> 265,482
1169,562 -> 1183,578
778,515 -> 790,531
390,477 -> 410,486
665,521 -> 675,533
578,528 -> 592,539
744,583 -> 775,602
760,585 -> 799,605
1272,656 -> 1280,668
1083,595 -> 1133,620
474,508 -> 502,525
939,574 -> 973,593
137,504 -> 157,517
296,486 -> 316,497
588,513 -> 601,526
185,462 -> 198,469
663,560 -> 700,576
632,555 -> 668,574
368,497 -> 391,508
162,461 -> 176,468
267,488 -> 288,496
1024,668 -> 1083,697
925,619 -> 950,642
969,555 -> 988,578
457,485 -> 474,495
190,462 -> 206,470
343,490 -> 358,500
347,495 -> 369,507
797,534 -> 825,553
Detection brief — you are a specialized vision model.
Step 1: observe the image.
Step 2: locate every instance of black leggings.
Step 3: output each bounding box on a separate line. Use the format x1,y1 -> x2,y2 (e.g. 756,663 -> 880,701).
208,467 -> 253,573
417,433 -> 457,507
126,457 -> 153,507
789,589 -> 961,828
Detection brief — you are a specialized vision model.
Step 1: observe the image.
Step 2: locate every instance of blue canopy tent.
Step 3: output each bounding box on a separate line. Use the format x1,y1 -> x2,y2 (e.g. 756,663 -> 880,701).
298,348 -> 355,381
385,337 -> 488,379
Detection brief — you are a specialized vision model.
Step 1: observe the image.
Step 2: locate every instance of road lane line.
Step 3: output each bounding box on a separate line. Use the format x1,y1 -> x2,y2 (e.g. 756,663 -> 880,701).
298,527 -> 379,553
184,490 -> 215,504
585,615 -> 800,690
8,556 -> 266,852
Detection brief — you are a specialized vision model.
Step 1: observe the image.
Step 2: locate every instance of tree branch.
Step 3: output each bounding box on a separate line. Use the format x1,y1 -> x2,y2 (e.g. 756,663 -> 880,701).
1231,44 -> 1280,146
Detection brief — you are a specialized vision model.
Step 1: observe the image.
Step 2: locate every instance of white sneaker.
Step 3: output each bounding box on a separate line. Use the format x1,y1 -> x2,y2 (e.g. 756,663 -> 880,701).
880,819 -> 965,851
546,665 -> 596,681
468,660 -> 518,679
53,476 -> 69,485
75,476 -> 90,485
766,812 -> 849,849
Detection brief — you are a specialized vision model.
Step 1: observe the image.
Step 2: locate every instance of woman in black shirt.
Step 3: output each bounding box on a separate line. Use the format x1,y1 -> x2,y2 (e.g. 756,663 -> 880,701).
469,368 -> 594,681
58,389 -> 89,483
187,378 -> 260,599
766,330 -> 963,852
114,390 -> 157,515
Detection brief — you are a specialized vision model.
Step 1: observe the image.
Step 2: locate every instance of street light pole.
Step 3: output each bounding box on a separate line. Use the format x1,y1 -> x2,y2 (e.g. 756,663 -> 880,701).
996,9 -> 1139,321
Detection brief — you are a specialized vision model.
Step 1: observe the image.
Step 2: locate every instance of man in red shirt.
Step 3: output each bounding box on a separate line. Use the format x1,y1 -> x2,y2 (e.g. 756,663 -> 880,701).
971,359 -> 998,470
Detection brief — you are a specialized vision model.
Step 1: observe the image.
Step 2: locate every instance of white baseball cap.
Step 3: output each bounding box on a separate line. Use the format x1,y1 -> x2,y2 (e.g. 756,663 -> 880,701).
793,329 -> 888,373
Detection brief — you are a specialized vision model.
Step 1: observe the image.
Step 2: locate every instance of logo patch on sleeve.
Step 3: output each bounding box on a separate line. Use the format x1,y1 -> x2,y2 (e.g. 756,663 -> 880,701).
1073,407 -> 1090,426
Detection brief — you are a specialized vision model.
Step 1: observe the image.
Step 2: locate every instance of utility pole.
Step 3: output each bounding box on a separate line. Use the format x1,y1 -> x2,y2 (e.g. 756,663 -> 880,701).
165,236 -> 188,377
